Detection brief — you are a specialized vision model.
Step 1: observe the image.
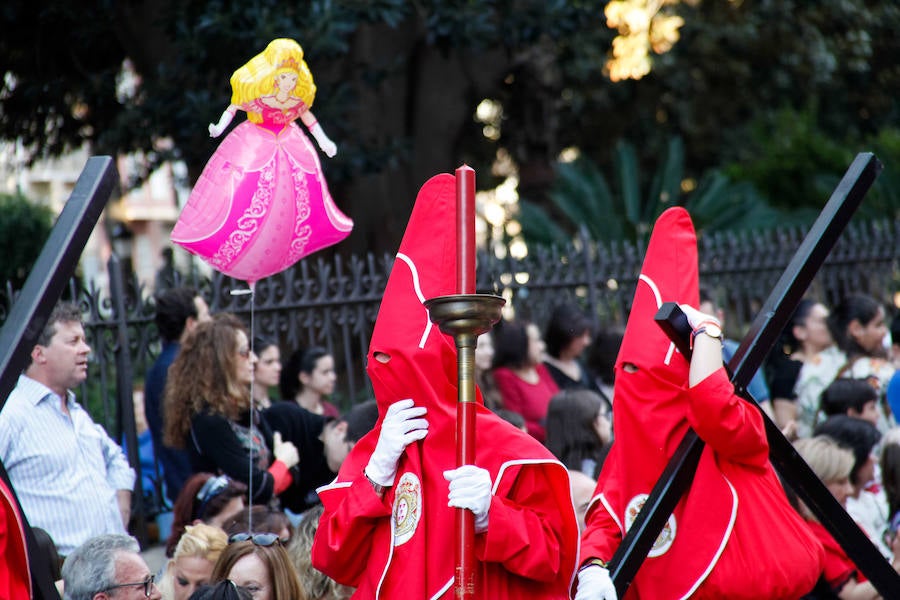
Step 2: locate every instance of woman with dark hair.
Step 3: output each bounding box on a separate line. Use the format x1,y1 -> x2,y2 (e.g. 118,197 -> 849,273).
279,347 -> 340,417
252,337 -> 281,410
542,302 -> 602,395
474,331 -> 502,410
211,535 -> 306,600
544,389 -> 611,479
586,327 -> 624,404
491,318 -> 559,441
765,298 -> 842,437
881,428 -> 900,558
830,295 -> 890,363
188,580 -> 253,600
163,314 -> 300,508
223,505 -> 294,545
829,294 -> 894,406
167,473 -> 247,557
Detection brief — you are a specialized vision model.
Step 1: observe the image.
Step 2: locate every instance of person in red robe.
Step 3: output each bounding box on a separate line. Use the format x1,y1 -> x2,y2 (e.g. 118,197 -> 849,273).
0,474 -> 31,598
575,207 -> 825,600
311,173 -> 579,599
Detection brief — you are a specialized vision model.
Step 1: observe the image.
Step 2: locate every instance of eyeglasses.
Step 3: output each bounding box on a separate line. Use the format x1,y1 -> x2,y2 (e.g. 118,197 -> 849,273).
228,532 -> 281,546
102,574 -> 155,597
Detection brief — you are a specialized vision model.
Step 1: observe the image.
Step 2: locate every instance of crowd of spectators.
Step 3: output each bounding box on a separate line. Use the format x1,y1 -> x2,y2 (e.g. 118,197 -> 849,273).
6,286 -> 900,597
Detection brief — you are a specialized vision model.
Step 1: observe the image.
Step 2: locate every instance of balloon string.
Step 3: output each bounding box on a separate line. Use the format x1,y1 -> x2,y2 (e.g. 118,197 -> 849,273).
248,282 -> 255,532
232,283 -> 256,533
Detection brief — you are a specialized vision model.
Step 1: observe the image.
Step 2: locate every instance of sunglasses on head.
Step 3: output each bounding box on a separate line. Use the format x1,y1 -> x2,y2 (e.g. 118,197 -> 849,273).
228,532 -> 281,546
195,475 -> 231,518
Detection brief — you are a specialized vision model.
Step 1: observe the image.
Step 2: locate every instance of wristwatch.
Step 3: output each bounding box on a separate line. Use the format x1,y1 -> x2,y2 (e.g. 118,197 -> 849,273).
697,322 -> 723,341
691,320 -> 723,348
364,469 -> 388,496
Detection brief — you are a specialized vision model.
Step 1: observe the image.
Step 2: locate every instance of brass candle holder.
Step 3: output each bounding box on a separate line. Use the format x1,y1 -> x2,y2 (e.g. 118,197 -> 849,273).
424,292 -> 504,599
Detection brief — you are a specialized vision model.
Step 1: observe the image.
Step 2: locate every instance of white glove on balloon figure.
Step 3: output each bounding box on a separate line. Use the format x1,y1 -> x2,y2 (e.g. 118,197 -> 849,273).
574,565 -> 618,600
444,465 -> 492,533
309,123 -> 337,158
208,110 -> 234,138
365,399 -> 428,487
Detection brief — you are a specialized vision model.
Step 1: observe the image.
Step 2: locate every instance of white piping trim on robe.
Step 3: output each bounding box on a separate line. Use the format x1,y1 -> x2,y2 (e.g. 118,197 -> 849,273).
395,252 -> 433,349
429,579 -> 454,600
677,472 -> 738,599
598,492 -> 625,536
637,273 -> 678,365
583,475 -> 738,600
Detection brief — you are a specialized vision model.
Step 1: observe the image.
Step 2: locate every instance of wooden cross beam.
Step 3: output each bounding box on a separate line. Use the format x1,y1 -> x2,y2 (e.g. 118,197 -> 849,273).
0,156 -> 118,600
608,153 -> 900,597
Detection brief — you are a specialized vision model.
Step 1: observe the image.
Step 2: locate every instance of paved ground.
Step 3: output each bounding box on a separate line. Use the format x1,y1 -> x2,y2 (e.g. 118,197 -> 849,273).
142,543 -> 168,574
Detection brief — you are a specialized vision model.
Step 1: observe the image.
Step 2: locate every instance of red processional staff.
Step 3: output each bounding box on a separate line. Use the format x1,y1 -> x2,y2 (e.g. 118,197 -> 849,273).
425,165 -> 503,599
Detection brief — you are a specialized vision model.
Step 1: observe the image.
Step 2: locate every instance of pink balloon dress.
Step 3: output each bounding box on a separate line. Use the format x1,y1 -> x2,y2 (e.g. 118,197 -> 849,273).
171,99 -> 353,283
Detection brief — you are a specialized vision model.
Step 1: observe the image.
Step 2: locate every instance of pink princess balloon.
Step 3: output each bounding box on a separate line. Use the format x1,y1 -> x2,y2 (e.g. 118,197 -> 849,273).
171,38 -> 352,284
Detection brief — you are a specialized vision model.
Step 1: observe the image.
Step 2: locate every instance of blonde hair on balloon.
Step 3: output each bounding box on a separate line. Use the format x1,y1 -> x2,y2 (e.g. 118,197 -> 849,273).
230,38 -> 317,123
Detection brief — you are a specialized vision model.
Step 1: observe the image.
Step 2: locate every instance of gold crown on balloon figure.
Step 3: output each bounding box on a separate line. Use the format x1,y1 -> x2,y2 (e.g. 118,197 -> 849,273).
277,56 -> 300,71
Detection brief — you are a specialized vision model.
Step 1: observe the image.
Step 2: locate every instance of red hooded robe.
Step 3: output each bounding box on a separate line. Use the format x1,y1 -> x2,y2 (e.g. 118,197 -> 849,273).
579,207 -> 824,599
312,173 -> 579,599
0,475 -> 31,598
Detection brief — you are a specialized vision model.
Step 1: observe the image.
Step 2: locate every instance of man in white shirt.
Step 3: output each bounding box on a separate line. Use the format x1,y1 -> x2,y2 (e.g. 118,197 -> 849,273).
0,302 -> 135,556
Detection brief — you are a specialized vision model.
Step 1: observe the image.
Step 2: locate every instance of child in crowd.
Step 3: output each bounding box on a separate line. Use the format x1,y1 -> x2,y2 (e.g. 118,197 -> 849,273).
820,379 -> 881,426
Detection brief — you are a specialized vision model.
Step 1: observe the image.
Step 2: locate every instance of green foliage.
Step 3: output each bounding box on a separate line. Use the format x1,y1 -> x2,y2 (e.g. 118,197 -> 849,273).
515,201 -> 571,248
0,193 -> 54,287
3,0 -> 900,254
862,128 -> 900,220
722,106 -> 854,211
684,171 -> 817,232
519,137 -> 810,246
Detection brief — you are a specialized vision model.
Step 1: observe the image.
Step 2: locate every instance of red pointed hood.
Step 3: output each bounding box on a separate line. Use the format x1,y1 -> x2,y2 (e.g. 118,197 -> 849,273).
366,173 -> 463,421
585,207 -> 738,595
616,206 -> 698,387
313,173 -> 579,598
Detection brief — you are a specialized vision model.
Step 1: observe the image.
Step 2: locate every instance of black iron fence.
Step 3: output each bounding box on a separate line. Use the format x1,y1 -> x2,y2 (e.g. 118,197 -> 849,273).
2,217 -> 899,439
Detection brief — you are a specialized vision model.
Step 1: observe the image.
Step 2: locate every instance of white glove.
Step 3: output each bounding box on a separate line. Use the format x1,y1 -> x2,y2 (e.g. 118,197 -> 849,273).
678,303 -> 720,330
309,123 -> 337,157
208,110 -> 234,137
272,431 -> 299,469
574,565 -> 618,600
444,465 -> 492,533
365,399 -> 428,486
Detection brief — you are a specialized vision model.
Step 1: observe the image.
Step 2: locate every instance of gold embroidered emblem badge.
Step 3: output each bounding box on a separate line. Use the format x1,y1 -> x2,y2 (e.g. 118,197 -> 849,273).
392,472 -> 422,546
624,493 -> 676,557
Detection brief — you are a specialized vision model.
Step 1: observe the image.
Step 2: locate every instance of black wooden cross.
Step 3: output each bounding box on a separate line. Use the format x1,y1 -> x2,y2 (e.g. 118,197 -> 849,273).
608,153 -> 900,597
0,156 -> 118,600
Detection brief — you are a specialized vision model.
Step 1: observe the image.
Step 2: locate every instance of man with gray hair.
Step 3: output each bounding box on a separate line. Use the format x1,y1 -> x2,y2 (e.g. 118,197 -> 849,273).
62,534 -> 160,600
0,302 -> 135,556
